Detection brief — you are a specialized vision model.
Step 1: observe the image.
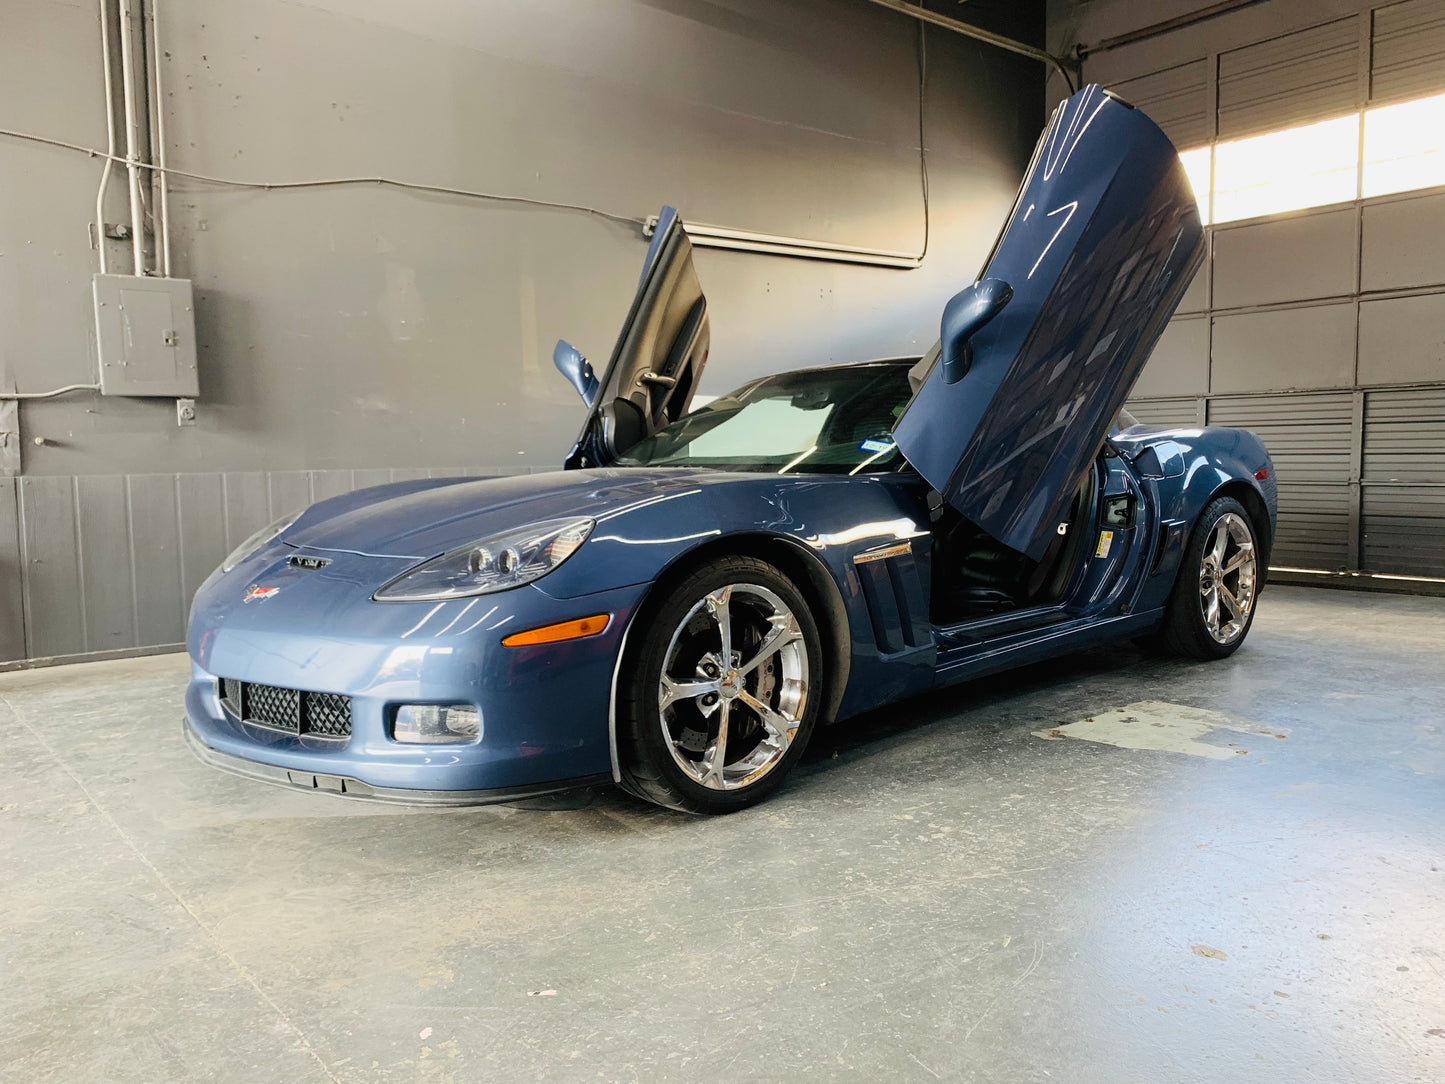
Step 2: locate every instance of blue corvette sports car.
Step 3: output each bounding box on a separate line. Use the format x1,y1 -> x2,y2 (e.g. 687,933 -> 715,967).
185,86 -> 1276,813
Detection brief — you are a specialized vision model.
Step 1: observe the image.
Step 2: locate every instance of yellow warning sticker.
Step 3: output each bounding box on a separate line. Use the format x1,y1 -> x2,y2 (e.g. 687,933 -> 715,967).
1095,530 -> 1114,558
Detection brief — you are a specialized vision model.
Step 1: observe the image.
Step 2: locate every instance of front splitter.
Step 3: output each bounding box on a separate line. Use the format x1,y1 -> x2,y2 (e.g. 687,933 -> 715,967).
181,720 -> 612,807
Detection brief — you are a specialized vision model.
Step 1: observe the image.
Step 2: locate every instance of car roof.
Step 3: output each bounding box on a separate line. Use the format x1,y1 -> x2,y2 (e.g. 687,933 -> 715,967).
764,356 -> 921,379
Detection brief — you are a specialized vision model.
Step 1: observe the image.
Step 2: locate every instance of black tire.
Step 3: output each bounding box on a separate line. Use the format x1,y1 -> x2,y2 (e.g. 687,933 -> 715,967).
616,555 -> 823,814
1161,495 -> 1262,660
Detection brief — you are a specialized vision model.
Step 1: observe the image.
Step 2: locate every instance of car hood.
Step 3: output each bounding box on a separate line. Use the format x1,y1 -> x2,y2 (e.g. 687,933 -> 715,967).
283,470 -> 724,560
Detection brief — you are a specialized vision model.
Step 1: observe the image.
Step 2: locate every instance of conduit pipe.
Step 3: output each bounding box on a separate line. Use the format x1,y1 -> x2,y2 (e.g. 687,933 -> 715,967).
94,0 -> 118,274
864,0 -> 1077,92
145,0 -> 171,275
116,0 -> 147,275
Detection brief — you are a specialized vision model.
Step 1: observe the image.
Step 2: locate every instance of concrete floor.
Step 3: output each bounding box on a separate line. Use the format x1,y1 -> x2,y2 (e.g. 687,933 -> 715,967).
3,585 -> 1443,1084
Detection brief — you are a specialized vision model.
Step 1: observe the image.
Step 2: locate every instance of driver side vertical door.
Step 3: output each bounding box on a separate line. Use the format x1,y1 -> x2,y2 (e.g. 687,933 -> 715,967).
563,206 -> 710,468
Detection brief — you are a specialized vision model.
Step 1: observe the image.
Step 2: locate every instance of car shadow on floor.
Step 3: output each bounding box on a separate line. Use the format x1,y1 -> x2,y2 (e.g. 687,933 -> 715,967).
524,640 -> 1176,817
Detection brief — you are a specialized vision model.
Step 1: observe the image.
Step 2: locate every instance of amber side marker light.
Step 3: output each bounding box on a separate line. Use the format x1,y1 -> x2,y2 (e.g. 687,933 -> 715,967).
501,614 -> 612,647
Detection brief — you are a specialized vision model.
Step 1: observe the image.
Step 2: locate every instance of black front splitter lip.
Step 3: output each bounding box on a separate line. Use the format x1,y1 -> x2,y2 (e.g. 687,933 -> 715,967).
181,720 -> 612,807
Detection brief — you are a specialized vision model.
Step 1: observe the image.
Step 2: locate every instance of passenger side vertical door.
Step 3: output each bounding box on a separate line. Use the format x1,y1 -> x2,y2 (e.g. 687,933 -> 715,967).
893,86 -> 1205,562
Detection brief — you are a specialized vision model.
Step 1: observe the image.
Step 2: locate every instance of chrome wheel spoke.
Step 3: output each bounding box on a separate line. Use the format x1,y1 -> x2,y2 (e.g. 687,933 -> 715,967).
737,613 -> 803,677
705,586 -> 734,665
1219,583 -> 1245,622
659,675 -> 720,711
1210,522 -> 1229,566
738,689 -> 797,750
1223,543 -> 1254,576
698,702 -> 730,789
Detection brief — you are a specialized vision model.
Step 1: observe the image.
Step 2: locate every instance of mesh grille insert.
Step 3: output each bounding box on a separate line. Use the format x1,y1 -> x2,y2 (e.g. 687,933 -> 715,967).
219,679 -> 351,739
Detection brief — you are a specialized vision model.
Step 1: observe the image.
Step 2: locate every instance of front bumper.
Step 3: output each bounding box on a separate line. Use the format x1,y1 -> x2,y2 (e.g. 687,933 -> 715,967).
182,720 -> 610,805
185,543 -> 646,800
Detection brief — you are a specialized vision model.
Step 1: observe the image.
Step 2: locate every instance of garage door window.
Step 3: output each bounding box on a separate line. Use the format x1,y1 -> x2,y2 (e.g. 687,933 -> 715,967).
1362,90 -> 1445,197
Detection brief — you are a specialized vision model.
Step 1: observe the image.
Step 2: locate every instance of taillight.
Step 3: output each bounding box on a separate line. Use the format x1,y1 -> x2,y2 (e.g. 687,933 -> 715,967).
1254,467 -> 1271,481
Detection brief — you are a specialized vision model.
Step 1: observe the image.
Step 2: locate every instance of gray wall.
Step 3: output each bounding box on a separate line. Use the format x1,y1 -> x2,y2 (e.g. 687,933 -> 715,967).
0,0 -> 1045,662
1051,0 -> 1445,577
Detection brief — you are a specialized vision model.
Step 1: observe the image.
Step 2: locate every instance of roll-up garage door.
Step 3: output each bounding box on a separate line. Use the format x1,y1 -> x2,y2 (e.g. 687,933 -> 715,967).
1372,0 -> 1445,103
1109,60 -> 1211,149
1362,388 -> 1445,575
1207,394 -> 1356,570
1116,2 -> 1445,580
1217,18 -> 1361,139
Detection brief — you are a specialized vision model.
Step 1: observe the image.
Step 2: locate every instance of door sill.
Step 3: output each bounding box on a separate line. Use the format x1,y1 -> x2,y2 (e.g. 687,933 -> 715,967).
931,604 -> 1070,647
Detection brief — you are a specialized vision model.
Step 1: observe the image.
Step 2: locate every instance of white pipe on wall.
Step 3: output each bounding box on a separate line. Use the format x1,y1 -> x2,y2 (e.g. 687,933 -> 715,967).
116,0 -> 146,276
94,0 -> 117,275
145,0 -> 171,277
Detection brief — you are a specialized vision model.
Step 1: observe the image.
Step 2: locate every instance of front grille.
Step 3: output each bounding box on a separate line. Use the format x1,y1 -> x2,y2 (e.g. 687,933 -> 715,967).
220,679 -> 352,739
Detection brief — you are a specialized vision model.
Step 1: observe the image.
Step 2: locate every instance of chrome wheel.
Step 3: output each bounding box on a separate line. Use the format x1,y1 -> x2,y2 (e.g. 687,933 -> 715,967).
1198,512 -> 1257,644
658,583 -> 809,791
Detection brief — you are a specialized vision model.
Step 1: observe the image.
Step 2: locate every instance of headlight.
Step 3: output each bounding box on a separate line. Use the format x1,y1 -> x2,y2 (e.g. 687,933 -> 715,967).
221,510 -> 302,573
373,517 -> 594,601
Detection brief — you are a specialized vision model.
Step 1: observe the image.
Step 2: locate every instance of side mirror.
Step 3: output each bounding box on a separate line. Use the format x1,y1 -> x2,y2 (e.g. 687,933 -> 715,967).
940,278 -> 1012,384
553,339 -> 599,407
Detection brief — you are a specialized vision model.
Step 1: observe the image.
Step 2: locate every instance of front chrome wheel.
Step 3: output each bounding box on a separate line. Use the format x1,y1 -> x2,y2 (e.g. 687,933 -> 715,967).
658,583 -> 809,791
1198,511 -> 1257,644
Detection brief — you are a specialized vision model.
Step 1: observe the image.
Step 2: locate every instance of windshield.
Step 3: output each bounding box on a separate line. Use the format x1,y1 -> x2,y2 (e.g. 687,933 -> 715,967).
614,364 -> 914,475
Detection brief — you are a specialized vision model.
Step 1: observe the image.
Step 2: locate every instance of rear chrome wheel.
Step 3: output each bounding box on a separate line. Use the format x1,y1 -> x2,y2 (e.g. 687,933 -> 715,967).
1162,495 -> 1263,660
1198,512 -> 1257,645
616,556 -> 822,813
658,583 -> 808,791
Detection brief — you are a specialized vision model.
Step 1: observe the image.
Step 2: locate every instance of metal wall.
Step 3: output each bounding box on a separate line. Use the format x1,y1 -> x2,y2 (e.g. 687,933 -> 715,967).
0,0 -> 1045,663
1052,0 -> 1445,577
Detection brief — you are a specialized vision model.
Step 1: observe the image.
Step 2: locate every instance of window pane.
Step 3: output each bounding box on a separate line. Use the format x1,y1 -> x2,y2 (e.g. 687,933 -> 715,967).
1178,146 -> 1212,224
1212,114 -> 1360,223
1363,91 -> 1445,198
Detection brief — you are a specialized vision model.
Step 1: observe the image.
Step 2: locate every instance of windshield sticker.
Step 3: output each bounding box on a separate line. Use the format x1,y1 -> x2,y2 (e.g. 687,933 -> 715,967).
859,439 -> 895,454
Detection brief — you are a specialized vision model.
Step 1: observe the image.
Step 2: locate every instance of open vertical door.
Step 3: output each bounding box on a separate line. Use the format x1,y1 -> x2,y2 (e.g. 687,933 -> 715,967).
893,85 -> 1205,562
562,206 -> 710,468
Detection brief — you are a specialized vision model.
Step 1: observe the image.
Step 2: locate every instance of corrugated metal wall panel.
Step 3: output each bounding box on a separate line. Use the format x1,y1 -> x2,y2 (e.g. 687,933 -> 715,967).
1362,486 -> 1445,574
1218,17 -> 1362,139
0,466 -> 508,663
1109,60 -> 1212,148
1125,397 -> 1202,427
128,474 -> 185,649
19,476 -> 84,659
1371,0 -> 1445,104
0,478 -> 26,662
1364,387 -> 1445,482
76,475 -> 137,654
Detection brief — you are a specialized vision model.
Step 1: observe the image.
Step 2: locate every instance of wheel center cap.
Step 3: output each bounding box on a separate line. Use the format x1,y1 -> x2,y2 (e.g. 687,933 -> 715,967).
718,670 -> 742,699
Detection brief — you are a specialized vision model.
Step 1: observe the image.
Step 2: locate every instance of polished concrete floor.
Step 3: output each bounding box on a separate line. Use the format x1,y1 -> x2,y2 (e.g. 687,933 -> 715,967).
3,585 -> 1443,1083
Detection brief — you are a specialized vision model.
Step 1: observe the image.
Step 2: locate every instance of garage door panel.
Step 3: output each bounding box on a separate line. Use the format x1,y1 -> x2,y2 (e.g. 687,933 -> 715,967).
1371,0 -> 1445,104
1364,387 -> 1445,482
1362,486 -> 1445,575
1358,294 -> 1445,386
1218,18 -> 1362,140
1211,305 -> 1356,393
1134,318 -> 1209,398
1109,60 -> 1212,150
1212,209 -> 1357,309
1361,193 -> 1445,291
1208,392 -> 1355,483
1125,397 -> 1201,428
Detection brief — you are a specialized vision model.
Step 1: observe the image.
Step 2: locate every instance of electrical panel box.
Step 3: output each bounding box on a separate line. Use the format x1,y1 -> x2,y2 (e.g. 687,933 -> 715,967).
92,274 -> 199,397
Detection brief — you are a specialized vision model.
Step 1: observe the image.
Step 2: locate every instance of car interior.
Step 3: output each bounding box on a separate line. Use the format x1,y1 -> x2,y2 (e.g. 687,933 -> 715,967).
926,466 -> 1098,626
